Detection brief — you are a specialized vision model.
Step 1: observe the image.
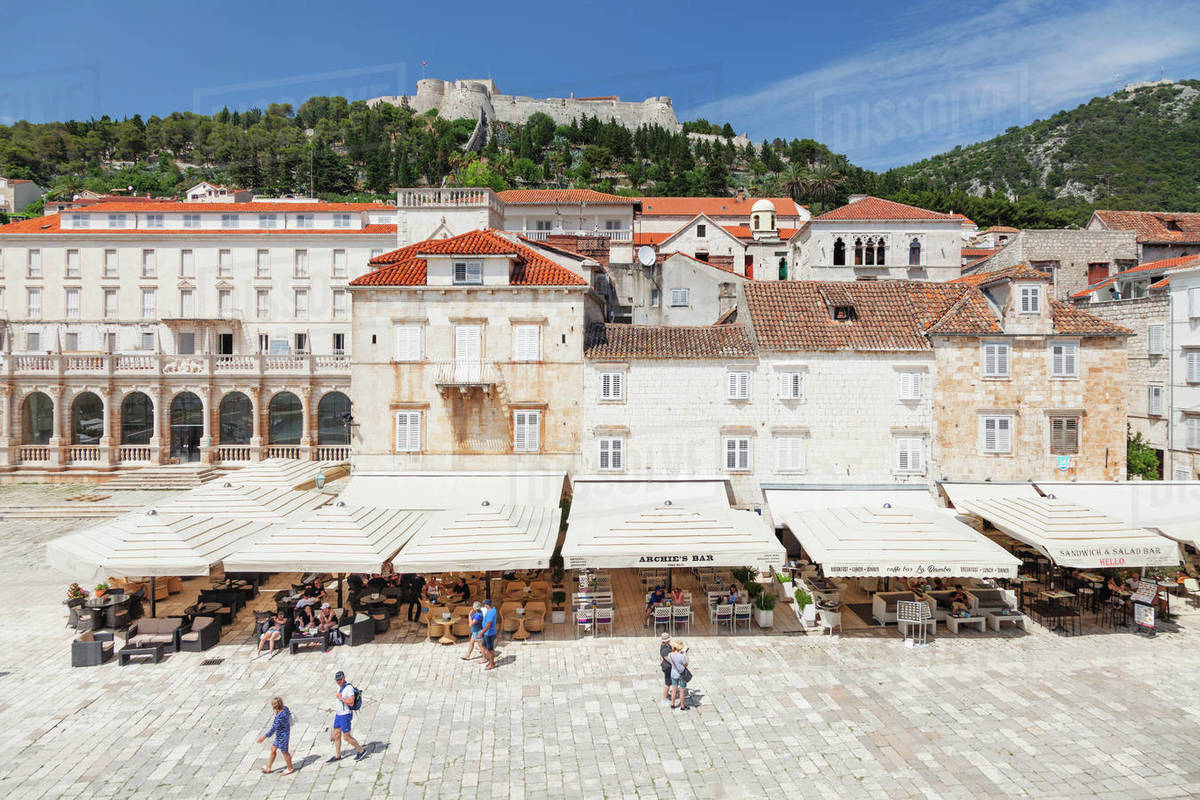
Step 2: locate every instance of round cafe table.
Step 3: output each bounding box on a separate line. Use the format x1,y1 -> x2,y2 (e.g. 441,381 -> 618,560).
512,612 -> 531,640
437,616 -> 460,645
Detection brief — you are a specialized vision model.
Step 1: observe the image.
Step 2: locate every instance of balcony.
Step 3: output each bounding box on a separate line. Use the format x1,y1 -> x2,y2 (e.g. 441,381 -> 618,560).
433,359 -> 500,389
517,229 -> 631,242
1,352 -> 351,378
398,187 -> 505,217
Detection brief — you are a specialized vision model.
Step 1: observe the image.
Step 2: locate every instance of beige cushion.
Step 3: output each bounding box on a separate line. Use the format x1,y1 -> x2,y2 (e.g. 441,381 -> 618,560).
77,631 -> 95,643
101,642 -> 114,652
181,632 -> 199,642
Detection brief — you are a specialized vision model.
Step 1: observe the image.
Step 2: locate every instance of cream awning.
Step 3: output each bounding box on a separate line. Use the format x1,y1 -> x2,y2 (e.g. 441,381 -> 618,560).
562,478 -> 784,570
227,458 -> 348,489
1034,481 -> 1200,552
339,471 -> 566,510
390,503 -> 561,573
222,502 -> 429,574
154,483 -> 331,522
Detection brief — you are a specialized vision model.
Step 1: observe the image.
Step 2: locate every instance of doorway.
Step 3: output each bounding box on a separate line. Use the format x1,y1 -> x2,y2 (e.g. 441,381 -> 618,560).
170,391 -> 203,463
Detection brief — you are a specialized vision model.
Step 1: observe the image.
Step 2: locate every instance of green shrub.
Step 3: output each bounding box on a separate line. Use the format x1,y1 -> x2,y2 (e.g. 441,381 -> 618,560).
794,588 -> 812,609
745,580 -> 763,598
754,592 -> 776,611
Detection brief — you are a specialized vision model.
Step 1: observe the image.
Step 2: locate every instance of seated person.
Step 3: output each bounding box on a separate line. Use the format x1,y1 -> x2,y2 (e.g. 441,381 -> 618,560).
931,578 -> 947,591
304,577 -> 325,599
948,585 -> 971,615
644,585 -> 667,625
294,603 -> 316,632
727,586 -> 740,606
670,587 -> 686,606
316,603 -> 338,633
347,573 -> 365,595
257,611 -> 287,656
449,577 -> 470,604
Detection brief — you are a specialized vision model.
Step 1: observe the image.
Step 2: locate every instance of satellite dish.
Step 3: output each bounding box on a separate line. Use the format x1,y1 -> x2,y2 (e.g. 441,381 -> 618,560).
637,246 -> 656,266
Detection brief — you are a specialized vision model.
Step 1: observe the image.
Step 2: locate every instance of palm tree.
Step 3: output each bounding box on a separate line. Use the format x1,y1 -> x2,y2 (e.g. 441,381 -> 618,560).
779,163 -> 808,202
804,162 -> 844,213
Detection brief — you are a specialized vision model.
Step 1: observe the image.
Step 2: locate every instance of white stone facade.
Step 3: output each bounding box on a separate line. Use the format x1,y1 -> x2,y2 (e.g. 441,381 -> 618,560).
1167,265 -> 1200,479
791,221 -> 962,282
0,177 -> 45,214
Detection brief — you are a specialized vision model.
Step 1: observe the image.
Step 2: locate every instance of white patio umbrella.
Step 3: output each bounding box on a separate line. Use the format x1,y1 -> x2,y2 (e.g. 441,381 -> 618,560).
226,458 -> 348,489
154,482 -> 331,523
391,503 -> 561,573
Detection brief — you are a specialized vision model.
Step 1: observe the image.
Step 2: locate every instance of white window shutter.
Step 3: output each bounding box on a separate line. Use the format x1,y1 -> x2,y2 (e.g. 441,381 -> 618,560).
1189,418 -> 1200,449
984,345 -> 996,376
513,325 -> 539,361
1190,288 -> 1200,318
600,373 -> 612,399
998,344 -> 1009,376
997,417 -> 1011,452
1148,325 -> 1164,356
612,372 -> 623,399
894,439 -> 909,471
1149,386 -> 1163,415
394,325 -> 421,361
1189,352 -> 1200,383
599,439 -> 611,470
395,411 -> 420,452
779,372 -> 802,399
776,437 -> 803,471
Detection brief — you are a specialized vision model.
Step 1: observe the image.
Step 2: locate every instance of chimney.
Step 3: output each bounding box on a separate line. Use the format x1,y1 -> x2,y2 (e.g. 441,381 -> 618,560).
735,188 -> 746,203
848,194 -> 868,204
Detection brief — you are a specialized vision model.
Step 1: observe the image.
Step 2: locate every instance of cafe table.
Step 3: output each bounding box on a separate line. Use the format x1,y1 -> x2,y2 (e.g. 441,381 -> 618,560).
512,609 -> 531,640
436,615 -> 460,645
1155,580 -> 1175,618
1040,589 -> 1075,633
85,594 -> 127,609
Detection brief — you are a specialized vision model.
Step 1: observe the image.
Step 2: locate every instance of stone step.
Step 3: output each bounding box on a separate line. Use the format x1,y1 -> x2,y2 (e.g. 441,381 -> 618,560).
0,504 -> 144,520
98,465 -> 220,491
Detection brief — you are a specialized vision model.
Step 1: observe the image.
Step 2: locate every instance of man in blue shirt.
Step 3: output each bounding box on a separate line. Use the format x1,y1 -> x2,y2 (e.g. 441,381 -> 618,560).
479,598 -> 499,670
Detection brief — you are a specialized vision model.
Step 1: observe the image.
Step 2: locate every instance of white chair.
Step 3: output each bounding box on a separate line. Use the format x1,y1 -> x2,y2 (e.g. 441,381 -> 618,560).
1183,577 -> 1200,609
575,607 -> 594,639
733,603 -> 752,633
714,603 -> 733,634
652,605 -> 672,636
594,607 -> 613,636
818,609 -> 842,636
672,605 -> 691,634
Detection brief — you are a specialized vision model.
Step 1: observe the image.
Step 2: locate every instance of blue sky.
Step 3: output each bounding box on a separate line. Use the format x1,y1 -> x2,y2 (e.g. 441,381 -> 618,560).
1,0 -> 1198,170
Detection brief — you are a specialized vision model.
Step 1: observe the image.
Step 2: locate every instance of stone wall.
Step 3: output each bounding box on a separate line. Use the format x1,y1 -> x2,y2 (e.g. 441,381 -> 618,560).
980,230 -> 1138,298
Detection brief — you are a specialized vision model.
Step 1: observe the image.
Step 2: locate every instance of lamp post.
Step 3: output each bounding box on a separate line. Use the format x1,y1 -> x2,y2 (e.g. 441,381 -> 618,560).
314,469 -> 326,490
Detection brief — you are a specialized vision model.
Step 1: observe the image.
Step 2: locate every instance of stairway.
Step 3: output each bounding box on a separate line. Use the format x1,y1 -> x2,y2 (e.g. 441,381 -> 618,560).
98,464 -> 220,491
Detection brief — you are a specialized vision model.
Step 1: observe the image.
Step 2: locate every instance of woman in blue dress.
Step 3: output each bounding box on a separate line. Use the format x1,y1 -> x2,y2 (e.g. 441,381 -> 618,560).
257,697 -> 295,775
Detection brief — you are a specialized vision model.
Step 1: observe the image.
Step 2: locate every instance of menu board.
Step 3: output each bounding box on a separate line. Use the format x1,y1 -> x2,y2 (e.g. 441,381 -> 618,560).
1133,601 -> 1156,630
1130,580 -> 1158,606
896,600 -> 930,623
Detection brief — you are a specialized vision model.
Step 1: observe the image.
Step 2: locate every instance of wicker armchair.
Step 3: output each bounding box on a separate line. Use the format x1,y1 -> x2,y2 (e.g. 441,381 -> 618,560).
499,601 -> 521,633
179,616 -> 220,652
524,601 -> 546,633
72,630 -> 115,667
338,612 -> 375,646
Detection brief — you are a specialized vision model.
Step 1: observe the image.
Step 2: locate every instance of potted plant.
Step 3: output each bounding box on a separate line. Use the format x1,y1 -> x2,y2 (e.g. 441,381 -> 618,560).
66,582 -> 88,600
551,590 -> 567,624
744,580 -> 763,600
753,591 -> 776,628
550,566 -> 565,588
93,582 -> 109,598
794,588 -> 817,628
775,569 -> 793,599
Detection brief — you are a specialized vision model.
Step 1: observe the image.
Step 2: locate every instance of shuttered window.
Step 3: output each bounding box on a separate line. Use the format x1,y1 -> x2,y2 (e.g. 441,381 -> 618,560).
775,436 -> 804,472
778,371 -> 803,400
1019,285 -> 1041,313
1188,417 -> 1200,450
453,260 -> 483,285
1148,385 -> 1164,416
727,371 -> 750,400
598,438 -> 624,471
898,371 -> 922,400
1188,351 -> 1200,384
1050,417 -> 1079,455
1051,342 -> 1078,377
393,325 -> 421,361
599,371 -> 624,400
724,437 -> 751,470
893,437 -> 924,473
512,324 -> 540,361
983,342 -> 1010,377
1190,288 -> 1200,319
1147,324 -> 1165,356
982,416 -> 1012,453
513,410 -> 540,452
394,411 -> 421,452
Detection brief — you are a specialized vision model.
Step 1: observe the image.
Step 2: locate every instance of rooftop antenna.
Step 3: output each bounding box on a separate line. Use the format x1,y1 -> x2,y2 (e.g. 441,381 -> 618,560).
637,245 -> 656,268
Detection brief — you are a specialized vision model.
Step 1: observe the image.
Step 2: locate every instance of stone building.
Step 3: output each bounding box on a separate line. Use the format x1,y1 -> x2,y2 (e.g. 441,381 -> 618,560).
0,199 -> 396,471
0,177 -> 45,215
1166,263 -> 1200,479
942,267 -> 1132,481
963,228 -> 1138,299
1088,210 -> 1200,262
789,196 -> 965,282
347,229 -> 602,474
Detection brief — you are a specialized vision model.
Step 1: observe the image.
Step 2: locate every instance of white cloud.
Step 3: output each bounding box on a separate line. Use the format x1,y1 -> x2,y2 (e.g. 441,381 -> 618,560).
686,0 -> 1200,169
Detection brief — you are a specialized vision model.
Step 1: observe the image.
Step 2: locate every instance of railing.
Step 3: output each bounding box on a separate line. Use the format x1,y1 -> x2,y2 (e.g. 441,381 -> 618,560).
17,445 -> 50,463
65,355 -> 106,372
15,355 -> 55,372
265,445 -> 303,459
314,445 -> 351,461
5,352 -> 350,376
517,229 -> 631,242
314,354 -> 351,372
456,436 -> 509,451
263,355 -> 305,372
114,354 -> 157,372
432,360 -> 499,387
214,355 -> 258,372
215,445 -> 254,462
67,445 -> 101,463
117,445 -> 152,463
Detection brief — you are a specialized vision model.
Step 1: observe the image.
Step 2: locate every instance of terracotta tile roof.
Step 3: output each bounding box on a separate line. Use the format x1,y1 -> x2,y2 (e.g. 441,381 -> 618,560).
1050,300 -> 1133,336
0,214 -> 395,236
584,324 -> 755,360
633,232 -> 671,246
1092,210 -> 1200,244
351,229 -> 587,287
744,281 -> 991,351
813,196 -> 958,222
961,247 -> 1001,258
638,197 -> 802,217
497,189 -> 638,205
1151,277 -> 1172,289
1068,254 -> 1200,298
951,264 -> 1051,287
953,213 -> 975,225
721,225 -> 798,240
662,251 -> 740,275
984,225 -> 1020,233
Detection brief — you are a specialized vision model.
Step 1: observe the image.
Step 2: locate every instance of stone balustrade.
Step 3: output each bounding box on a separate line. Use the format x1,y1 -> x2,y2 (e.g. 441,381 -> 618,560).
0,352 -> 351,377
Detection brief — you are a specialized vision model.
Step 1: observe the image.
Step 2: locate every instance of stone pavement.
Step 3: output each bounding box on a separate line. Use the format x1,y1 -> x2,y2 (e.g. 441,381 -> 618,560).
2,513 -> 1199,799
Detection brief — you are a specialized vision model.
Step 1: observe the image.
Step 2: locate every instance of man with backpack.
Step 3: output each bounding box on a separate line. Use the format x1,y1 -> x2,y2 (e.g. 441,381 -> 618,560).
329,670 -> 366,762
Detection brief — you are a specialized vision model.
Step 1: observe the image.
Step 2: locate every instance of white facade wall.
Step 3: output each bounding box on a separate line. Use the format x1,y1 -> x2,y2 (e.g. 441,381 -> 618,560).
792,221 -> 962,282
1168,267 -> 1200,479
659,220 -> 745,270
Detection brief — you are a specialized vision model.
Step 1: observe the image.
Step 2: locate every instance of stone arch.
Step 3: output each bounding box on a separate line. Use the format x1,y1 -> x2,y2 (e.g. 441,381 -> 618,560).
832,237 -> 846,266
120,391 -> 154,445
170,391 -> 204,462
219,391 -> 253,445
268,390 -> 302,445
908,237 -> 921,266
70,391 -> 104,445
21,391 -> 54,444
317,391 -> 351,445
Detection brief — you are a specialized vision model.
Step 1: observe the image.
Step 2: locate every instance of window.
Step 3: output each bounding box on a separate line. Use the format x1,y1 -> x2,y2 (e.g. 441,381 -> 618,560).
669,288 -> 690,307
1176,467 -> 1192,480
393,325 -> 422,361
1190,288 -> 1200,319
453,260 -> 483,285
1051,342 -> 1078,377
983,342 -> 1010,378
598,438 -> 624,471
332,289 -> 348,319
512,324 -> 539,361
898,371 -> 922,400
776,436 -> 805,472
293,289 -> 309,318
256,289 -> 270,319
513,410 -> 541,452
294,333 -> 307,353
1188,417 -> 1200,450
71,214 -> 89,228
1187,351 -> 1200,383
1087,262 -> 1109,285
332,333 -> 346,355
180,289 -> 195,317
65,249 -> 80,278
294,249 -> 309,278
294,214 -> 313,229
141,249 -> 156,277
1031,260 -> 1058,277
332,249 -> 347,278
1019,285 -> 1041,314
103,249 -> 117,277
650,289 -> 660,308
727,370 -> 750,400
64,332 -> 78,351
141,289 -> 156,318
724,437 -> 751,471
832,237 -> 846,266
104,289 -> 117,319
27,249 -> 41,277
1148,385 -> 1164,416
182,213 -> 200,228
144,213 -> 163,229
26,332 -> 40,351
140,332 -> 155,351
908,237 -> 921,266
180,249 -> 195,277
107,214 -> 126,228
218,289 -> 232,316
894,437 -> 924,473
332,214 -> 351,228
220,214 -> 239,228
258,214 -> 277,229
604,219 -> 624,231
1148,324 -> 1165,356
178,332 -> 196,355
982,416 -> 1012,453
534,220 -> 553,231
696,223 -> 706,238
26,288 -> 41,318
256,249 -> 270,278
778,371 -> 803,400
218,249 -> 232,276
394,411 -> 421,452
370,248 -> 384,259
1050,417 -> 1079,455
65,288 -> 79,319
599,371 -> 624,400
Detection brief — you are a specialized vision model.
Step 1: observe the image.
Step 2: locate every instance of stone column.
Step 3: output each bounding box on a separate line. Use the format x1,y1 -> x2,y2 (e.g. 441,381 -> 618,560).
149,387 -> 164,465
0,386 -> 13,467
47,385 -> 64,468
99,387 -> 114,468
198,387 -> 213,465
249,386 -> 263,461
299,386 -> 313,449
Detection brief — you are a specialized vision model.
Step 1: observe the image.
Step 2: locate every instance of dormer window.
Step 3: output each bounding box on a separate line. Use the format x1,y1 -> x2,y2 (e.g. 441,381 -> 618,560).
453,260 -> 483,285
107,214 -> 126,228
220,214 -> 239,228
1018,285 -> 1041,314
832,305 -> 855,321
71,214 -> 89,229
696,223 -> 706,238
1165,217 -> 1182,232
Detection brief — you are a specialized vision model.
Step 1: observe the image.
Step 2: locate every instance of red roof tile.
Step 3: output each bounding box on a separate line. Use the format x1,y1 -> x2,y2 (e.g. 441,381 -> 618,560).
1068,254 -> 1200,298
1092,210 -> 1200,244
0,214 -> 395,236
497,189 -> 638,205
1050,301 -> 1132,336
952,265 -> 1051,288
721,225 -> 798,240
961,247 -> 1001,258
638,197 -> 802,217
584,324 -> 755,360
984,225 -> 1020,233
814,196 -> 958,222
633,232 -> 671,246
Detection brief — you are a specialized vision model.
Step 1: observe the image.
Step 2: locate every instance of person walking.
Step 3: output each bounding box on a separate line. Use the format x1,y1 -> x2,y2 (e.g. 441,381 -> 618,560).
404,573 -> 427,624
461,601 -> 483,661
328,671 -> 366,762
659,632 -> 673,703
257,697 -> 295,775
667,639 -> 690,711
479,598 -> 498,671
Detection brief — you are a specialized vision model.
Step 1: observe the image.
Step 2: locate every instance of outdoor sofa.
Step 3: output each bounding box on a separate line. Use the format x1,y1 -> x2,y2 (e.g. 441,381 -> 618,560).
125,617 -> 187,654
966,588 -> 1017,614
